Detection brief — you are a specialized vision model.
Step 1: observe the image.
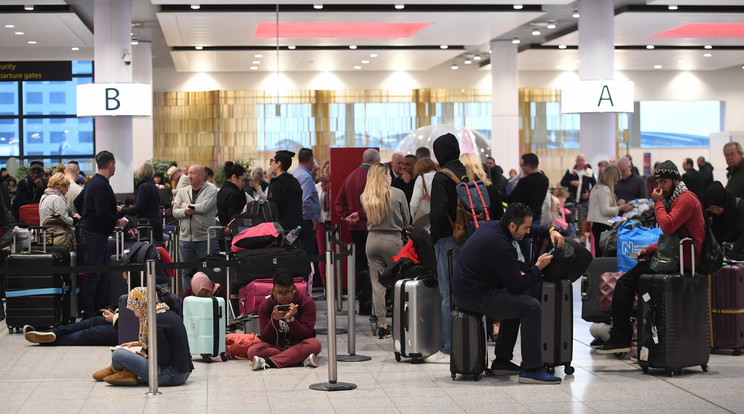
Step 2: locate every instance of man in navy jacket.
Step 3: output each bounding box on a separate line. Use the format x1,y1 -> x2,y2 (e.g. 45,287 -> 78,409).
453,202 -> 564,384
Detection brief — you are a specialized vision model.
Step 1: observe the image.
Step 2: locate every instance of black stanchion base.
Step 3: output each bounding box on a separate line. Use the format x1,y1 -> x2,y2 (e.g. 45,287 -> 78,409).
337,354 -> 371,362
309,381 -> 357,392
315,328 -> 348,335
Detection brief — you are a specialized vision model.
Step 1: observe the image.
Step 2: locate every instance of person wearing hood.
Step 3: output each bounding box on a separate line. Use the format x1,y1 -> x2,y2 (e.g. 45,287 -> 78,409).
704,181 -> 744,261
428,133 -> 503,364
268,150 -> 303,232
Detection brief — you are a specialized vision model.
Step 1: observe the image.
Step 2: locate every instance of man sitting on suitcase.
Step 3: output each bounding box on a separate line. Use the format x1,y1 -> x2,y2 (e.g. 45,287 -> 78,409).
453,202 -> 564,384
249,272 -> 321,370
596,160 -> 706,355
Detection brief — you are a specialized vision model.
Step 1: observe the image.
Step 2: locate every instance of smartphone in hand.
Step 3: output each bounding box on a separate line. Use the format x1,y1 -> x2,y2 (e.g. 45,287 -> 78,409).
277,304 -> 290,311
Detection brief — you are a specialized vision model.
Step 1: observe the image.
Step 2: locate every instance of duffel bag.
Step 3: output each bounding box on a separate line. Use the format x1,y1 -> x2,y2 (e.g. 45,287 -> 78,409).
541,237 -> 592,283
233,246 -> 311,286
231,222 -> 283,253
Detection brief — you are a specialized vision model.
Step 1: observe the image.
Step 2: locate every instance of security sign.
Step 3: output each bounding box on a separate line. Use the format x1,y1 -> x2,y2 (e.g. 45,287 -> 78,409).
76,83 -> 152,117
561,80 -> 634,113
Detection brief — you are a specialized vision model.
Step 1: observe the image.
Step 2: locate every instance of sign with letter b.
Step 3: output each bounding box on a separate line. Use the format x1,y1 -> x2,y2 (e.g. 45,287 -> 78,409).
76,83 -> 152,117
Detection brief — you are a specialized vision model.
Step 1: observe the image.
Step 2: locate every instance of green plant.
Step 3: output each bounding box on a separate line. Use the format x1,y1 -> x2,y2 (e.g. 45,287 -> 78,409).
214,158 -> 254,186
133,158 -> 175,188
15,165 -> 28,181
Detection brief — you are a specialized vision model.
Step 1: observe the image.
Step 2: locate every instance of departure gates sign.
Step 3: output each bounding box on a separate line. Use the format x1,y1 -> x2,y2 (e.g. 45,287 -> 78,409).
561,80 -> 634,113
76,83 -> 152,117
0,61 -> 72,82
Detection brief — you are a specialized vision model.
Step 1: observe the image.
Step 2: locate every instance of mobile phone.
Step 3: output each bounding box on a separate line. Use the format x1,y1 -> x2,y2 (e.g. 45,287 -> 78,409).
548,247 -> 555,255
188,204 -> 195,210
277,304 -> 290,311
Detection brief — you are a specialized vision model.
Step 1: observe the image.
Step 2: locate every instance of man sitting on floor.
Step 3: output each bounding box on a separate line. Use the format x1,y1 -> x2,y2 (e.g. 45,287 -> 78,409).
23,308 -> 118,346
249,272 -> 321,370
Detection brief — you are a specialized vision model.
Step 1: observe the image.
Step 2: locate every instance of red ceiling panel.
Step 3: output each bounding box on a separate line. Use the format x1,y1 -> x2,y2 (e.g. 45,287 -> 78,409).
650,23 -> 744,39
255,22 -> 429,39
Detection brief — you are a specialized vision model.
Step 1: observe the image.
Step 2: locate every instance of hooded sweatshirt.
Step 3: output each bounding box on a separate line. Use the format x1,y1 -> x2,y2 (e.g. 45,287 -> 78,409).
268,172 -> 303,231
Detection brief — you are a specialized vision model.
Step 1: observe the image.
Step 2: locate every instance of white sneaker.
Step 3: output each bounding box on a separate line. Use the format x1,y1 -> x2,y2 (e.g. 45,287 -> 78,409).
303,353 -> 319,368
25,331 -> 56,344
423,351 -> 450,364
252,356 -> 269,371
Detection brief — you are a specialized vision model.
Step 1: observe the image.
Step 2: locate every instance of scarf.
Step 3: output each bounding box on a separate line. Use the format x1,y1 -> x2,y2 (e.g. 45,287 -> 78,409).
126,287 -> 169,344
662,181 -> 688,211
190,271 -> 221,295
43,187 -> 63,197
569,167 -> 593,203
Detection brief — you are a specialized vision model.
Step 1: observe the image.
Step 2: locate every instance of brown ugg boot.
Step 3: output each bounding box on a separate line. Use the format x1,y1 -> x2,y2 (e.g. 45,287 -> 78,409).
93,364 -> 118,382
103,367 -> 138,386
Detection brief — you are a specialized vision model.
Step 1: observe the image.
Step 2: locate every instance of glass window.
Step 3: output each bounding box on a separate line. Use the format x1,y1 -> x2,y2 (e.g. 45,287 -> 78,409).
49,92 -> 66,104
23,117 -> 93,156
72,60 -> 93,75
0,118 -> 19,156
26,92 -> 42,105
640,101 -> 722,148
23,78 -> 83,116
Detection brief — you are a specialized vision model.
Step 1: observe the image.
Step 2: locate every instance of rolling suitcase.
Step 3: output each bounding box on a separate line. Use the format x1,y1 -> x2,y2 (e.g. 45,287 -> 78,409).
709,263 -> 744,351
392,277 -> 442,363
183,295 -> 226,362
540,279 -> 575,374
637,238 -> 710,376
580,257 -> 616,323
238,277 -> 307,316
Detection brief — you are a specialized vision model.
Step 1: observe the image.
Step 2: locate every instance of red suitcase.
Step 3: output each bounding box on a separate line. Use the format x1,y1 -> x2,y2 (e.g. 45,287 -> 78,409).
238,277 -> 307,316
709,263 -> 744,350
18,203 -> 40,226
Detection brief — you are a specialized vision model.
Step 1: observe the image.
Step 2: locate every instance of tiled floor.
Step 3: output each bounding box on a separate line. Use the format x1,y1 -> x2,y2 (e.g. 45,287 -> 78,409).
1,281 -> 743,414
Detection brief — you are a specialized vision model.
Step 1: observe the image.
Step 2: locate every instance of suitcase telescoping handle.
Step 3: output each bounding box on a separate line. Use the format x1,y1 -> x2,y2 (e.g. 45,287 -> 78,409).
29,225 -> 47,253
114,227 -> 125,261
207,226 -> 225,255
679,237 -> 695,276
137,225 -> 153,243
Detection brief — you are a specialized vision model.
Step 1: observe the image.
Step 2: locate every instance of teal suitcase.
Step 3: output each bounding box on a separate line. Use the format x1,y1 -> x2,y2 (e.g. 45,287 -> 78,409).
183,296 -> 227,362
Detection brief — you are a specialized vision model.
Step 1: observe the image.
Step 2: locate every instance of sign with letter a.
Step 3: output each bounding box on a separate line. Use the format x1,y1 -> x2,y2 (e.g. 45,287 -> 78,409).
76,83 -> 152,117
561,80 -> 634,114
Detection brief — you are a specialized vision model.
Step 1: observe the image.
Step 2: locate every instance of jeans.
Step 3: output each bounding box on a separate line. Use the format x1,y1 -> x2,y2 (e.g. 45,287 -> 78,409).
610,261 -> 651,344
111,348 -> 190,386
80,229 -> 111,318
179,239 -> 216,288
434,236 -> 461,354
47,316 -> 118,346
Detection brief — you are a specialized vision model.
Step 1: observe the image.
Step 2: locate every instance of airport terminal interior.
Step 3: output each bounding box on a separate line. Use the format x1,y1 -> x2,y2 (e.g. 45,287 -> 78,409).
2,0 -> 744,413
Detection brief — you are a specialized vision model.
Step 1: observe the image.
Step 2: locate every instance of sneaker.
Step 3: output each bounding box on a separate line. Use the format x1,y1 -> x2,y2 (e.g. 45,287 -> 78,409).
303,353 -> 319,368
22,325 -> 36,335
252,356 -> 269,371
377,326 -> 391,339
594,341 -> 631,355
422,351 -> 450,364
589,337 -> 605,348
25,331 -> 56,344
490,360 -> 521,375
518,369 -> 561,385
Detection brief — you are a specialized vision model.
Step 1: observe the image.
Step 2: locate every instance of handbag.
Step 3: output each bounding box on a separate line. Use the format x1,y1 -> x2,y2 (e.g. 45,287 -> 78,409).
648,233 -> 681,273
411,179 -> 431,229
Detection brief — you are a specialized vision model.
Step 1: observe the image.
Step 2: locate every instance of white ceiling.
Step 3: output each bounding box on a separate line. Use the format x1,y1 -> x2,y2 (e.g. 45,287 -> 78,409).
0,1 -> 742,74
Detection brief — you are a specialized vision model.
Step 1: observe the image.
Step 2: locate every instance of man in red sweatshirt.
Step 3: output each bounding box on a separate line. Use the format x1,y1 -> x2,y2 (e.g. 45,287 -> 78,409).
596,160 -> 705,354
249,272 -> 321,369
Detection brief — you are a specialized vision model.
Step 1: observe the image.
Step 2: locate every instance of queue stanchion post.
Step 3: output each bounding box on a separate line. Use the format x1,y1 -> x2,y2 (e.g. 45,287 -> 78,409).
172,231 -> 181,296
334,224 -> 345,314
146,259 -> 161,396
337,242 -> 370,362
310,249 -> 357,392
315,230 -> 347,336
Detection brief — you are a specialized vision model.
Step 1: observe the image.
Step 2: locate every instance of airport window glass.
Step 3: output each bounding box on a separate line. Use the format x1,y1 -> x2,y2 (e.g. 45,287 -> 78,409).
640,100 -> 721,147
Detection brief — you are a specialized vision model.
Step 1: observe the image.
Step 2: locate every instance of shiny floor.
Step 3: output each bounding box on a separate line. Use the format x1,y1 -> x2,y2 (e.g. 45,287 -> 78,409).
1,281 -> 743,414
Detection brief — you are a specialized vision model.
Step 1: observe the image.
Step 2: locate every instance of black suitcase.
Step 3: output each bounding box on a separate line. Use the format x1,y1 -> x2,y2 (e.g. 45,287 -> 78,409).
637,238 -> 710,376
540,280 -> 575,374
580,257 -> 617,323
232,246 -> 311,286
6,247 -> 72,333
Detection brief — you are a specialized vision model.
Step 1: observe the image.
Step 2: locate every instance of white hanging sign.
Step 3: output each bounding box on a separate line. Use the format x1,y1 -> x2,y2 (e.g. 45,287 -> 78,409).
76,83 -> 152,117
561,80 -> 634,113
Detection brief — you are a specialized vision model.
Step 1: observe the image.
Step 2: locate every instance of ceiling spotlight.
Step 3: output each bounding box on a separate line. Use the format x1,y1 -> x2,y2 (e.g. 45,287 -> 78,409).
677,59 -> 685,63
288,45 -> 296,49
668,5 -> 678,10
131,39 -> 139,45
558,44 -> 567,49
646,45 -> 655,49
512,37 -> 521,44
14,31 -> 24,35
24,5 -> 34,11
547,20 -> 556,29
361,59 -> 370,64
252,60 -> 261,64
451,62 -> 459,70
195,46 -> 203,50
654,65 -> 662,69
250,66 -> 258,70
369,53 -> 378,58
349,45 -> 357,50
440,45 -> 448,49
254,54 -> 263,57
513,4 -> 523,10
190,4 -> 200,10
703,53 -> 712,57
354,65 -> 362,70
704,45 -> 712,49
313,4 -> 323,9
71,47 -> 79,51
27,40 -> 36,44
394,4 -> 404,9
473,54 -> 481,61
572,9 -> 580,18
464,57 -> 472,65
4,24 -> 15,28
555,65 -> 564,70
531,27 -> 541,36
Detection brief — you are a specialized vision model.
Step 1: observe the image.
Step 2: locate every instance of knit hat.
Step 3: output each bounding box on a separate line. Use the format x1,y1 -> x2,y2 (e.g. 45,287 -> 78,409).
29,160 -> 44,171
653,160 -> 681,180
274,150 -> 295,171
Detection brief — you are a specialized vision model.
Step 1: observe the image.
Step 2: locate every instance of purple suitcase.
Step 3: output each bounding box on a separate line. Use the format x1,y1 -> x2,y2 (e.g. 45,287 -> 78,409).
709,264 -> 744,350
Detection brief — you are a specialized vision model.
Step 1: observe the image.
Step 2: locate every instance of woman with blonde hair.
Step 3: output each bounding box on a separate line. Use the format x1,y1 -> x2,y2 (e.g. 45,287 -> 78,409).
39,172 -> 80,229
361,163 -> 410,339
119,161 -> 163,242
409,157 -> 438,233
459,153 -> 492,187
587,165 -> 632,256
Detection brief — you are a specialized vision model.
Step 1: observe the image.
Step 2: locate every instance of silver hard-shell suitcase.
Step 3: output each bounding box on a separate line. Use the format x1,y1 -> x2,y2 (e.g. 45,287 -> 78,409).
393,277 -> 442,363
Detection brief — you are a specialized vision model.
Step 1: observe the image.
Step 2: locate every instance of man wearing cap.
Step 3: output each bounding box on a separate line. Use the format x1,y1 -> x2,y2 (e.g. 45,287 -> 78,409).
12,160 -> 48,219
268,150 -> 303,232
596,160 -> 705,355
290,148 -> 320,257
167,165 -> 189,194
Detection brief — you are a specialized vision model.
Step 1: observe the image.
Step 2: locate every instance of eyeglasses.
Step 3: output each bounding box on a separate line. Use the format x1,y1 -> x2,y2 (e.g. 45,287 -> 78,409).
274,288 -> 294,297
269,159 -> 275,164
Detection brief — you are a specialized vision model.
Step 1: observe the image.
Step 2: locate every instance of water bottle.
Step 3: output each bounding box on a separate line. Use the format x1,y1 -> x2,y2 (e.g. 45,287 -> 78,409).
285,226 -> 301,245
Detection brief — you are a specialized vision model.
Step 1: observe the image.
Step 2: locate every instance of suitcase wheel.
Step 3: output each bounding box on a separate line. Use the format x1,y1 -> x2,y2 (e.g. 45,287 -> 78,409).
701,364 -> 708,372
394,352 -> 401,362
221,353 -> 227,362
201,354 -> 213,363
641,366 -> 649,374
733,349 -> 742,356
451,373 -> 456,381
473,374 -> 480,381
613,352 -> 627,359
564,365 -> 575,375
545,366 -> 555,375
667,369 -> 675,377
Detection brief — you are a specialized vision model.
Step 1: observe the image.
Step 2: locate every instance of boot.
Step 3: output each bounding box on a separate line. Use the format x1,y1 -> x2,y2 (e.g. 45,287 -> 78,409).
93,364 -> 118,382
103,367 -> 138,386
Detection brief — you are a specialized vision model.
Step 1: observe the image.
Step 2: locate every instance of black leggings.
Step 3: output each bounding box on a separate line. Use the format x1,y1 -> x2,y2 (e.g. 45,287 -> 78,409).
591,222 -> 611,257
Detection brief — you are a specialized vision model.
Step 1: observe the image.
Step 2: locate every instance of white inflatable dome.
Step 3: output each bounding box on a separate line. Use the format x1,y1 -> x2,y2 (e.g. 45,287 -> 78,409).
394,124 -> 492,164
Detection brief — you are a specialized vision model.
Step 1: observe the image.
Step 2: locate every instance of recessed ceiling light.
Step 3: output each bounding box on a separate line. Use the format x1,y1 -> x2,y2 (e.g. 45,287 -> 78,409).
288,45 -> 296,49
704,45 -> 712,49
14,31 -> 24,35
558,44 -> 567,49
703,53 -> 712,57
473,54 -> 481,61
531,27 -> 541,36
5,24 -> 15,28
71,47 -> 79,51
513,4 -> 523,10
512,37 -> 521,44
24,5 -> 33,11
451,62 -> 458,70
131,40 -> 139,45
555,65 -> 564,70
252,60 -> 260,64
361,59 -> 370,64
394,4 -> 404,9
547,20 -> 556,29
27,40 -> 36,44
190,4 -> 200,10
572,9 -> 580,18
654,65 -> 662,69
354,65 -> 362,70
646,45 -> 655,49
313,4 -> 323,9
349,45 -> 357,49
677,59 -> 685,63
250,66 -> 258,70
195,45 -> 203,50
464,58 -> 472,65
369,53 -> 378,58
254,54 -> 263,58
440,45 -> 448,49
668,5 -> 678,10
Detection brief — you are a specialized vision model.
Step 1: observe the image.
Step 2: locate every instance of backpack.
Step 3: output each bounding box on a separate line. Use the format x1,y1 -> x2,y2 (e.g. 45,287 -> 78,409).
226,200 -> 280,236
42,213 -> 74,251
440,168 -> 491,245
225,333 -> 261,360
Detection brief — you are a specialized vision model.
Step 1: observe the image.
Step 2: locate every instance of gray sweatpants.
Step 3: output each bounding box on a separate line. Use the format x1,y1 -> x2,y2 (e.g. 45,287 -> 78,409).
365,231 -> 403,326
